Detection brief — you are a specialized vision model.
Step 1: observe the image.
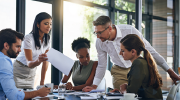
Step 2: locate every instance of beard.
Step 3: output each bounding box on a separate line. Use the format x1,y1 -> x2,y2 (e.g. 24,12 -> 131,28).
7,46 -> 19,58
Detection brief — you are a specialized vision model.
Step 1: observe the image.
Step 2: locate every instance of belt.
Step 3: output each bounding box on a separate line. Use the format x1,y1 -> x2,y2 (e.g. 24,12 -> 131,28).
114,64 -> 130,69
16,60 -> 28,67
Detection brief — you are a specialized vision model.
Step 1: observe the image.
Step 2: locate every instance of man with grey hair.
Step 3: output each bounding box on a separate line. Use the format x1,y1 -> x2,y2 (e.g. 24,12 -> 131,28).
82,15 -> 180,92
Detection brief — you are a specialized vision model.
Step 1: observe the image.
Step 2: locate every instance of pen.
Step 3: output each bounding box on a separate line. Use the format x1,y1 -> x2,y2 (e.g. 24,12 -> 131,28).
45,85 -> 48,88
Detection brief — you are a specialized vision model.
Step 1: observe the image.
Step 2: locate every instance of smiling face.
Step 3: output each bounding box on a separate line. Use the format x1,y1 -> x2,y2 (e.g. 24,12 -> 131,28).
76,48 -> 90,66
37,18 -> 52,34
7,37 -> 22,58
119,44 -> 134,61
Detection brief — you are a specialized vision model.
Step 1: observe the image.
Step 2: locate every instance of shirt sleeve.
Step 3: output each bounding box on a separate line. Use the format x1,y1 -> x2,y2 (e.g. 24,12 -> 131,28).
93,39 -> 107,86
23,35 -> 33,50
126,60 -> 144,94
0,58 -> 25,100
132,26 -> 170,71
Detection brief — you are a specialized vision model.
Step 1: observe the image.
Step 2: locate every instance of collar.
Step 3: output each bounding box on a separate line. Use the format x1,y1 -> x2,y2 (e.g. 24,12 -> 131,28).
115,25 -> 122,38
105,25 -> 122,43
0,51 -> 9,58
0,51 -> 3,55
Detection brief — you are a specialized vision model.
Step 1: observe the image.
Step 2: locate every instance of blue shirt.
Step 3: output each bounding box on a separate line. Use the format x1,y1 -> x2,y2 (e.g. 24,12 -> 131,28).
0,52 -> 25,100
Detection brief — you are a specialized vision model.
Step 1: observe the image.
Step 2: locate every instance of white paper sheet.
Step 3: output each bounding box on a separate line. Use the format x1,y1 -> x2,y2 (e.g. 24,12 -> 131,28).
46,48 -> 75,75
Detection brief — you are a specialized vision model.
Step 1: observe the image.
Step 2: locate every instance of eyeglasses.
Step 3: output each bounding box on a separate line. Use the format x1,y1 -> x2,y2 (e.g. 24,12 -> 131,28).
93,26 -> 109,36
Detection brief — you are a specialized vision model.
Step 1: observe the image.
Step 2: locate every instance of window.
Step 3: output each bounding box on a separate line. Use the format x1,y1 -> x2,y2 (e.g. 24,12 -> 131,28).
115,0 -> 135,12
84,0 -> 108,6
152,19 -> 174,90
0,0 -> 16,30
63,1 -> 108,61
0,0 -> 16,62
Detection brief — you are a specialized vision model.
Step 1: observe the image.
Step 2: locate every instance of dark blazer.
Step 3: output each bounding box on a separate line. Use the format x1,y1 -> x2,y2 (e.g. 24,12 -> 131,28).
127,57 -> 162,99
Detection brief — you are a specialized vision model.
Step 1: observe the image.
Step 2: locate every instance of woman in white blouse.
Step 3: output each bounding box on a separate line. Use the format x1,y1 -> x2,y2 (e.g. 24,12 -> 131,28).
13,12 -> 52,89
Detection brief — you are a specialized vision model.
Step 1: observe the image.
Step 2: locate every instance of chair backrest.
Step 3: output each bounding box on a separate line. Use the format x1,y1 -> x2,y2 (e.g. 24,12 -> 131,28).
96,70 -> 113,91
167,81 -> 180,100
104,70 -> 113,89
96,78 -> 106,91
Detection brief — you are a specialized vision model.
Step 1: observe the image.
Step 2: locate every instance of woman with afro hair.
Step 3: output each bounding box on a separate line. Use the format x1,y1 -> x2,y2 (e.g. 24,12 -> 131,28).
61,37 -> 98,91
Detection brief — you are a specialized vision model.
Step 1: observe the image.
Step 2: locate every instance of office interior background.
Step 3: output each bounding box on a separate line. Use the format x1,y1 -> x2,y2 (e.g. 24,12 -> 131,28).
0,0 -> 179,91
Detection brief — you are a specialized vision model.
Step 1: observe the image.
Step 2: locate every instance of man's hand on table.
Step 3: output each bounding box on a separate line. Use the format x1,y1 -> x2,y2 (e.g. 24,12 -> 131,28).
82,85 -> 97,92
37,87 -> 51,97
167,68 -> 180,85
111,89 -> 120,93
120,83 -> 127,94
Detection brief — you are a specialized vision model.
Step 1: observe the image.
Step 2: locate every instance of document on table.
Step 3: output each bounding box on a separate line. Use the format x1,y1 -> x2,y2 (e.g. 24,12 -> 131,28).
89,89 -> 105,93
46,48 -> 75,76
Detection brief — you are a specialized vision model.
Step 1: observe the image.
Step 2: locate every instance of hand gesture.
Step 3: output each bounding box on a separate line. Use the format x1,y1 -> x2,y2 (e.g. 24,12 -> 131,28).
168,69 -> 180,85
111,89 -> 120,93
54,85 -> 58,89
38,54 -> 48,63
120,83 -> 127,94
82,86 -> 94,92
66,82 -> 73,90
37,87 -> 51,97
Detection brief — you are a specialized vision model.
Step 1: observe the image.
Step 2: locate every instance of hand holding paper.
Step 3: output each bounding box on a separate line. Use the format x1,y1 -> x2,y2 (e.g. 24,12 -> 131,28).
46,48 -> 75,75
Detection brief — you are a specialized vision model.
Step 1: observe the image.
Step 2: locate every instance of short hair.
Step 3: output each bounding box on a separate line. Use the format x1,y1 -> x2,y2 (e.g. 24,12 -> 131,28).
0,29 -> 24,51
71,37 -> 90,53
93,15 -> 112,27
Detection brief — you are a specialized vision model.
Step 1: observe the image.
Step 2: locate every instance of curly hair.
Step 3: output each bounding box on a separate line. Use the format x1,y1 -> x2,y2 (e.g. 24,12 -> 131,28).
72,37 -> 90,52
120,34 -> 162,89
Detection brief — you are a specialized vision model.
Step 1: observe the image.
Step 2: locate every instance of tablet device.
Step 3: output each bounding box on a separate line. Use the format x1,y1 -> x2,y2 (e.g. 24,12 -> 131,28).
32,96 -> 65,100
53,89 -> 75,93
106,92 -> 123,96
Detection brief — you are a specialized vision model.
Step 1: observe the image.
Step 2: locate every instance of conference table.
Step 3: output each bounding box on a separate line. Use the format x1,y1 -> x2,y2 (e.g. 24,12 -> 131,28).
32,90 -> 168,100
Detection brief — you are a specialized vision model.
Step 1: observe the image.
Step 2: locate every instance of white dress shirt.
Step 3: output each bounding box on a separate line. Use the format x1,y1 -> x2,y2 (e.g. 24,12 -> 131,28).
93,24 -> 170,85
16,34 -> 50,65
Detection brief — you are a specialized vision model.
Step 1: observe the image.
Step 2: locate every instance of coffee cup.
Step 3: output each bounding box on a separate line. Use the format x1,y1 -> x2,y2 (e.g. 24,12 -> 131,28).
123,93 -> 135,100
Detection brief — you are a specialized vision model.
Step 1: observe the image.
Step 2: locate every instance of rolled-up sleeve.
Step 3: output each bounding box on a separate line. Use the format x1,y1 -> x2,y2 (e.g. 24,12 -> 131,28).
0,58 -> 25,100
93,39 -> 107,86
132,27 -> 169,71
23,35 -> 32,50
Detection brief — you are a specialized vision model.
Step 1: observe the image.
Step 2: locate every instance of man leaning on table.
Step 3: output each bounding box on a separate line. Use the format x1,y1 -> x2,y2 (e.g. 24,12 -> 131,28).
0,29 -> 50,100
83,15 -> 180,92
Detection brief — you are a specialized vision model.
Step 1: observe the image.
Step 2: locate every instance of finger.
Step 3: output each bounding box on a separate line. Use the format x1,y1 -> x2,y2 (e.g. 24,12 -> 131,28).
84,87 -> 91,89
39,58 -> 48,62
39,57 -> 48,60
40,54 -> 47,57
47,87 -> 51,90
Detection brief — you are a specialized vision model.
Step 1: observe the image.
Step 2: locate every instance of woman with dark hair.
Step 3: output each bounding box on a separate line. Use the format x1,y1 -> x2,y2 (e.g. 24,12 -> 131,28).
59,37 -> 98,91
112,34 -> 163,99
13,12 -> 52,89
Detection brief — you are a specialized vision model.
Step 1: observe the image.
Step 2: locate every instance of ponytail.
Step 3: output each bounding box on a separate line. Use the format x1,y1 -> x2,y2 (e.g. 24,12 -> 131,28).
121,34 -> 163,89
143,48 -> 162,89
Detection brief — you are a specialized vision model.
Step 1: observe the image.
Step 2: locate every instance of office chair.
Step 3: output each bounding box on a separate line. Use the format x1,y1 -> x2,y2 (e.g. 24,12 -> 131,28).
166,81 -> 180,100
